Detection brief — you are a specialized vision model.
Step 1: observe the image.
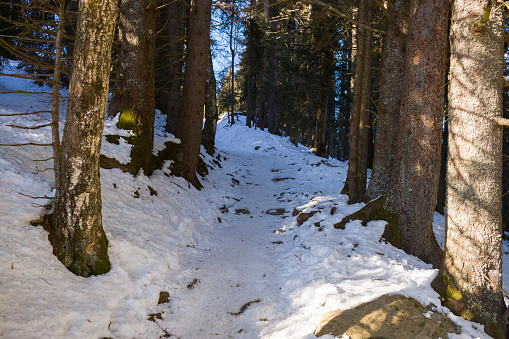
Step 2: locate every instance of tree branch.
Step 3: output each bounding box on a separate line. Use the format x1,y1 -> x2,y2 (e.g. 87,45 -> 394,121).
473,0 -> 492,32
0,142 -> 53,147
0,110 -> 51,116
296,0 -> 386,34
494,117 -> 509,126
6,123 -> 53,130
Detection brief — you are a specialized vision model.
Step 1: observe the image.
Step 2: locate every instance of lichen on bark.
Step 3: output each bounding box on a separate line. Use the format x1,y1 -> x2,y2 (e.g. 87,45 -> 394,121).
53,0 -> 118,277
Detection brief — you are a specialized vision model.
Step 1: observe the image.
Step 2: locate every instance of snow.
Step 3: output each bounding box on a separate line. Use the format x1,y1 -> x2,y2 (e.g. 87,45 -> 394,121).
0,65 -> 505,339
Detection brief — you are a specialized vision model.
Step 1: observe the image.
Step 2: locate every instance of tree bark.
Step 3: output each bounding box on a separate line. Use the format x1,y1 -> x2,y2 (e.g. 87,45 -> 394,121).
246,69 -> 255,128
164,0 -> 186,134
314,67 -> 328,158
202,48 -> 218,155
345,0 -> 372,203
108,0 -> 156,175
384,0 -> 449,268
432,1 -> 506,337
51,0 -> 64,172
53,0 -> 118,277
366,0 -> 408,199
267,2 -> 278,135
435,113 -> 448,215
175,0 -> 211,189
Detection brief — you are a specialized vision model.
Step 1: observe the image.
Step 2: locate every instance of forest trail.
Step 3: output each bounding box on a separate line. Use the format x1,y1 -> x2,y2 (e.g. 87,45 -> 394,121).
165,123 -> 352,338
166,144 -> 301,338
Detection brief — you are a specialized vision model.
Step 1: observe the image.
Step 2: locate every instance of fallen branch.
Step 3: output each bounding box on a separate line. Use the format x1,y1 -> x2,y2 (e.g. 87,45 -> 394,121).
34,157 -> 54,162
229,299 -> 261,316
39,276 -> 53,286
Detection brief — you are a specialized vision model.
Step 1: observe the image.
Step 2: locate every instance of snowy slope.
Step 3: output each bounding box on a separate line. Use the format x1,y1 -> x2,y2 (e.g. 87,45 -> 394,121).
0,66 -> 506,339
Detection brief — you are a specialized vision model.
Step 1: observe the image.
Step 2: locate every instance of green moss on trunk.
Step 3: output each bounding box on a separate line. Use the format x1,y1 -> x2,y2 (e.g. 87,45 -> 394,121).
117,109 -> 152,175
334,195 -> 400,249
432,272 -> 506,339
47,212 -> 110,277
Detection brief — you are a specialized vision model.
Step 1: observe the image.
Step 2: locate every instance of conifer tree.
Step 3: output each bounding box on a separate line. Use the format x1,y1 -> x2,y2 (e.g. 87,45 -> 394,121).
433,1 -> 507,336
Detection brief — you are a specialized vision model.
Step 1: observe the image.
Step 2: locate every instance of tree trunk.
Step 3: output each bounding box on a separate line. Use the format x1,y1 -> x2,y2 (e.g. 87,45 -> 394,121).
51,0 -> 64,172
345,0 -> 372,203
366,0 -> 408,199
202,48 -> 218,155
175,0 -> 211,189
229,0 -> 236,125
267,3 -> 278,135
53,0 -> 118,277
164,0 -> 187,134
432,1 -> 506,337
108,0 -> 156,175
435,113 -> 448,215
384,0 -> 448,268
257,89 -> 266,130
337,36 -> 351,161
314,70 -> 328,158
246,70 -> 255,128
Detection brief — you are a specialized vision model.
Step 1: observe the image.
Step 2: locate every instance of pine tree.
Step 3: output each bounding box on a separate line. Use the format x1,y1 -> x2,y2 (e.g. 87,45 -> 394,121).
345,0 -> 372,203
108,0 -> 156,175
432,1 -> 507,337
383,0 -> 449,268
366,0 -> 408,200
175,0 -> 212,189
202,49 -> 218,155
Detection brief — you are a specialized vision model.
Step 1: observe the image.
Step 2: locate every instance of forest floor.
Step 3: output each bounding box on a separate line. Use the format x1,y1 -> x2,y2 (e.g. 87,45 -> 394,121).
0,64 -> 507,338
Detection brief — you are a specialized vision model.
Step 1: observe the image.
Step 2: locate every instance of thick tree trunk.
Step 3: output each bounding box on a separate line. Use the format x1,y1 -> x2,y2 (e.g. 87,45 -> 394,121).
202,49 -> 218,155
108,0 -> 156,175
163,0 -> 186,133
175,0 -> 211,189
366,0 -> 408,199
53,0 -> 118,277
432,1 -> 506,337
345,0 -> 372,203
384,0 -> 448,268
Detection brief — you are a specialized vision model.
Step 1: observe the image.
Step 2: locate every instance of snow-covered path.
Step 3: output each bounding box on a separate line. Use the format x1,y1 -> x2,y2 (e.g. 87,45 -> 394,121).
164,123 -> 354,338
166,149 -> 286,338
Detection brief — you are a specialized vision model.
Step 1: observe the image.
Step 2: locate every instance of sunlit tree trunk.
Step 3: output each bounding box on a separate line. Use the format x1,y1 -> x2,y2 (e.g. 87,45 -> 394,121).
384,0 -> 448,268
53,0 -> 118,277
432,1 -> 506,337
